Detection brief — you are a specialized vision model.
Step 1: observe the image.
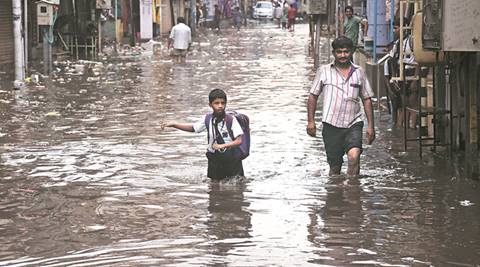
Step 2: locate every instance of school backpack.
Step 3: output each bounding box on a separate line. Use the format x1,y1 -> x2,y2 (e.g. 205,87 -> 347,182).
205,111 -> 250,160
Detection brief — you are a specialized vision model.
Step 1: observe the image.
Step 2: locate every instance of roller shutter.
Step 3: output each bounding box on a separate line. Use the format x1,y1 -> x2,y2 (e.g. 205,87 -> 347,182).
0,0 -> 14,65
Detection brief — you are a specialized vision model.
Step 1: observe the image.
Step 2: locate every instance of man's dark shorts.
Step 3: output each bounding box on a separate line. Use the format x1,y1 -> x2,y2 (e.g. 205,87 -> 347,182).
322,122 -> 363,167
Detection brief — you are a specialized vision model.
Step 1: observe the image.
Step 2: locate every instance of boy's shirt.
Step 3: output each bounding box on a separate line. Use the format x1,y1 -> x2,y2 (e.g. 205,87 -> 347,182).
193,115 -> 244,153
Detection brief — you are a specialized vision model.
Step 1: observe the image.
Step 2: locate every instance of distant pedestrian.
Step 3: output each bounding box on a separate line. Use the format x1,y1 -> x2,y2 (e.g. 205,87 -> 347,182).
196,3 -> 202,27
281,3 -> 288,29
232,6 -> 243,31
168,17 -> 192,64
342,5 -> 368,47
224,0 -> 232,18
163,89 -> 246,180
213,4 -> 222,31
306,36 -> 375,176
274,3 -> 283,28
287,4 -> 296,31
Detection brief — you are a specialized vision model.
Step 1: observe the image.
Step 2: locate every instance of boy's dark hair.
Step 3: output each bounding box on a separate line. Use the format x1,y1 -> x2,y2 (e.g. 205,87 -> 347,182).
345,5 -> 353,12
177,17 -> 185,24
209,89 -> 227,103
332,36 -> 354,50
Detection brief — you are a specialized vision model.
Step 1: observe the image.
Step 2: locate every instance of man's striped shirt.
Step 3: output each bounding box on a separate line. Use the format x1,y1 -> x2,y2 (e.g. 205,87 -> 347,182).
309,62 -> 374,128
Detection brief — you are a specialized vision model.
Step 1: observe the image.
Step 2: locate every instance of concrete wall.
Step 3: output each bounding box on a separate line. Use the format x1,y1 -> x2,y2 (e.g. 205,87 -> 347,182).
355,49 -> 387,100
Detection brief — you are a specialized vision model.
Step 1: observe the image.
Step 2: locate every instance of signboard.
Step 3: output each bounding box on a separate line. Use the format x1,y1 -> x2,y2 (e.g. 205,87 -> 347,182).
205,0 -> 217,21
443,0 -> 480,51
140,0 -> 153,39
305,0 -> 327,15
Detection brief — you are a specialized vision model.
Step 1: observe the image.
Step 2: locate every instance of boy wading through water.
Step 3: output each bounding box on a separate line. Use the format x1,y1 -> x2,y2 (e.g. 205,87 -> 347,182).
306,36 -> 375,177
163,89 -> 245,179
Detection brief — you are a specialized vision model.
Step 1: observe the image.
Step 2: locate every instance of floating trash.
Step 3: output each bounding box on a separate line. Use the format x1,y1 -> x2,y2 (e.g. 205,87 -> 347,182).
45,111 -> 60,117
459,200 -> 474,206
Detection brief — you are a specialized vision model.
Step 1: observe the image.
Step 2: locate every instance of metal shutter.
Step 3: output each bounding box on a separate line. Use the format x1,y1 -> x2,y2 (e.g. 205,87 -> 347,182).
0,0 -> 14,65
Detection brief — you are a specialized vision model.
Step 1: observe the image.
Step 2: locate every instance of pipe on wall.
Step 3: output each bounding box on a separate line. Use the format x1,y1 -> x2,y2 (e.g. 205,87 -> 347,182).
12,0 -> 25,87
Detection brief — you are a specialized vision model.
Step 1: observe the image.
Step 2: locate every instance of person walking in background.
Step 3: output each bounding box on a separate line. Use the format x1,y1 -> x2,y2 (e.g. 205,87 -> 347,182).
232,6 -> 243,31
196,2 -> 202,27
287,4 -> 296,31
224,0 -> 232,18
213,4 -> 222,31
306,37 -> 375,176
168,17 -> 192,63
163,89 -> 246,180
341,5 -> 368,48
274,3 -> 283,28
281,2 -> 288,29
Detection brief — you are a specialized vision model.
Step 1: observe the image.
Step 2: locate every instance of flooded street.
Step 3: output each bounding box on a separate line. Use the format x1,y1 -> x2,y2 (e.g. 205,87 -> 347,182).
0,22 -> 479,266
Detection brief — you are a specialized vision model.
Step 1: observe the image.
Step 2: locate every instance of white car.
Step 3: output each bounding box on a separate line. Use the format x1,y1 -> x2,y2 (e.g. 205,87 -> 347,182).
253,1 -> 274,19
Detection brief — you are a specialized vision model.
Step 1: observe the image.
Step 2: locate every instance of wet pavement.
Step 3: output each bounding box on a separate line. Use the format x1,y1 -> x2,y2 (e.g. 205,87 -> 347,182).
0,22 -> 479,267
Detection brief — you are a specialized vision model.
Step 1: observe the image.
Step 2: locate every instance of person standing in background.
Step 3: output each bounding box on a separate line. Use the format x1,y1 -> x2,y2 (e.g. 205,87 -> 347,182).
342,5 -> 368,48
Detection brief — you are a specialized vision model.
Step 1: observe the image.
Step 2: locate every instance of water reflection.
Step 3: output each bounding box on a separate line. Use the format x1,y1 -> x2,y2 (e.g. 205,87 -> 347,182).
206,179 -> 252,261
307,177 -> 371,265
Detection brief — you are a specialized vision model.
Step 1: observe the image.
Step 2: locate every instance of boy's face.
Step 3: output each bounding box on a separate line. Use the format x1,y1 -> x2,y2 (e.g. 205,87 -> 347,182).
209,98 -> 226,117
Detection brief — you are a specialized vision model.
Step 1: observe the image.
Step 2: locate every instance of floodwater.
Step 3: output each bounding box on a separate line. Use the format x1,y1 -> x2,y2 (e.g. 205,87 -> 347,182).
0,22 -> 479,267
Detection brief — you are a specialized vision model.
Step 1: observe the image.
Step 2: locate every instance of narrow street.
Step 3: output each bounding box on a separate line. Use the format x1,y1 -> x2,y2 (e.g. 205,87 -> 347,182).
0,22 -> 479,266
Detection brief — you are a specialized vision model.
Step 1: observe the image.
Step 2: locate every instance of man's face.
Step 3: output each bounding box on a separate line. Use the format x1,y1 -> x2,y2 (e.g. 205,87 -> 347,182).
333,48 -> 352,66
210,98 -> 226,117
345,9 -> 353,18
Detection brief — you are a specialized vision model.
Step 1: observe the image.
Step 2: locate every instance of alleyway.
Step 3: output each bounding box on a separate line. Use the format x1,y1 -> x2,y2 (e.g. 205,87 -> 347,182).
0,22 -> 479,266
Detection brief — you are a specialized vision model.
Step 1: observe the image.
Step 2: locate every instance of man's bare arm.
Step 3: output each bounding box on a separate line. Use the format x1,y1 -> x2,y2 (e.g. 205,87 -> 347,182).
363,97 -> 375,144
307,93 -> 319,137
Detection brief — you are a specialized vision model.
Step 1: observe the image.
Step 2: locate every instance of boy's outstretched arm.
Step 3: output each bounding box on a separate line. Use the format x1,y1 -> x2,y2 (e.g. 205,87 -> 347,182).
163,122 -> 195,132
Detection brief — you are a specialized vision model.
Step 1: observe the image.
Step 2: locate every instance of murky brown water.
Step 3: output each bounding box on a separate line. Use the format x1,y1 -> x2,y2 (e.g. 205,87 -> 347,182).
0,22 -> 479,267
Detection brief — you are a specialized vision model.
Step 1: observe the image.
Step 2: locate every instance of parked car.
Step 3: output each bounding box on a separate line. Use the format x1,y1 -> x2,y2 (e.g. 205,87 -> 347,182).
253,1 -> 274,19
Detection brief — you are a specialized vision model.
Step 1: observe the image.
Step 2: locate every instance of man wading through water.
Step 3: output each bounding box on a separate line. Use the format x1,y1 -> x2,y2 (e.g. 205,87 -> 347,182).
306,36 -> 375,176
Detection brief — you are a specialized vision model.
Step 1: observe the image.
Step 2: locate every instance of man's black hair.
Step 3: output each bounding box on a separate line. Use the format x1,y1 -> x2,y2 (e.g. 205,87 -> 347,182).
177,17 -> 185,24
332,36 -> 354,50
345,5 -> 353,12
209,89 -> 227,103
